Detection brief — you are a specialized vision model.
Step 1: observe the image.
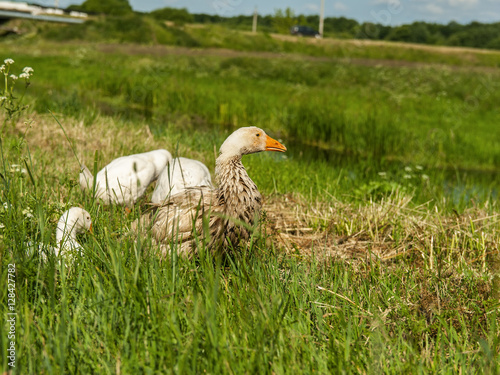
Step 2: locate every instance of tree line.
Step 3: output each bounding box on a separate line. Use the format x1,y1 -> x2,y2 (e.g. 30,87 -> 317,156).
68,1 -> 500,50
151,7 -> 500,50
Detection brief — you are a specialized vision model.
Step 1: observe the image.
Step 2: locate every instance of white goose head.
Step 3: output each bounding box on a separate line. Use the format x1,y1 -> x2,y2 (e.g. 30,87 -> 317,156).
56,207 -> 92,251
218,127 -> 287,160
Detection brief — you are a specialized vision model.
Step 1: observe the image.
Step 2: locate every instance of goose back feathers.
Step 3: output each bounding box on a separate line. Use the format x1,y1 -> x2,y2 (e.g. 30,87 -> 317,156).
80,149 -> 172,206
151,157 -> 213,204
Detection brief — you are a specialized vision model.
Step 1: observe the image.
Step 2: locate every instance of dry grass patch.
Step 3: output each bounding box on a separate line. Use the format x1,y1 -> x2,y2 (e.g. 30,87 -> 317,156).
264,192 -> 500,272
13,113 -> 163,169
264,192 -> 500,334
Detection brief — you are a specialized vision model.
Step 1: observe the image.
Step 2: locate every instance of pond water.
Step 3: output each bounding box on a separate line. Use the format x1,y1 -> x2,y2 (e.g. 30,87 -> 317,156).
286,138 -> 499,206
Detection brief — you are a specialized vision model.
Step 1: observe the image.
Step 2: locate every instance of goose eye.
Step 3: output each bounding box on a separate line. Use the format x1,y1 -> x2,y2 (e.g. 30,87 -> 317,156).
256,133 -> 260,137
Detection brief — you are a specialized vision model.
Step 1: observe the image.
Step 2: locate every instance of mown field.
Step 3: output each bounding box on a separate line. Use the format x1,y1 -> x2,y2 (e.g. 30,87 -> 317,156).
1,31 -> 500,373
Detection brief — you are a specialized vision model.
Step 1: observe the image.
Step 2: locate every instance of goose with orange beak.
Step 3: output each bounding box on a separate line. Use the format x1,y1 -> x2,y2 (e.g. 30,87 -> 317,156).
144,127 -> 286,256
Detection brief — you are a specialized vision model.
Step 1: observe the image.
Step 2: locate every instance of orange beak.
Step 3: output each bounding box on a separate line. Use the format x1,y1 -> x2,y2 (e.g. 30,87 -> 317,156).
89,223 -> 93,233
265,135 -> 287,152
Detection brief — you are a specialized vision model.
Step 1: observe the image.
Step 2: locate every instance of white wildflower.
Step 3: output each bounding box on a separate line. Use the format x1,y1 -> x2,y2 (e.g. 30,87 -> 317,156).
403,174 -> 412,179
9,74 -> 18,81
0,223 -> 5,229
416,165 -> 423,170
19,72 -> 29,79
404,166 -> 412,172
22,66 -> 34,74
378,172 -> 387,177
4,58 -> 14,65
23,208 -> 34,218
422,174 -> 429,180
0,64 -> 5,73
10,164 -> 27,174
0,96 -> 7,102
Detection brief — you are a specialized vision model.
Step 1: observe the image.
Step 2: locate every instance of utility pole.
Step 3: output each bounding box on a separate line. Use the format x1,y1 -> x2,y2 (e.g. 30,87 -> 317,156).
55,0 -> 59,8
319,0 -> 325,37
252,6 -> 258,33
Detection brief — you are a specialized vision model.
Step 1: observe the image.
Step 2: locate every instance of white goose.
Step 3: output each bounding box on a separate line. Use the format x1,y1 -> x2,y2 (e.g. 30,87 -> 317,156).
80,149 -> 172,206
55,207 -> 92,257
26,207 -> 92,260
151,157 -> 213,204
143,127 -> 286,256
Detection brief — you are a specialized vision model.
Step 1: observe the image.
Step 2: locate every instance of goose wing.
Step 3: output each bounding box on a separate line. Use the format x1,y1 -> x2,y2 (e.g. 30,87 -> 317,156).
152,186 -> 216,245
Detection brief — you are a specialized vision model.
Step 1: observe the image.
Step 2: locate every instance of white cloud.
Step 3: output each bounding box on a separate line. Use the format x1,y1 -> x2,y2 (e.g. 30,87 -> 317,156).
333,2 -> 348,11
448,0 -> 479,7
373,0 -> 401,5
423,4 -> 444,14
303,3 -> 319,12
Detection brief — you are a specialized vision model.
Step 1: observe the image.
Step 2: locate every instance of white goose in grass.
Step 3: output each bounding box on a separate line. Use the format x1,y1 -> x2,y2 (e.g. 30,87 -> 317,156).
55,207 -> 92,257
26,207 -> 92,260
79,149 -> 172,207
151,157 -> 213,204
141,127 -> 286,256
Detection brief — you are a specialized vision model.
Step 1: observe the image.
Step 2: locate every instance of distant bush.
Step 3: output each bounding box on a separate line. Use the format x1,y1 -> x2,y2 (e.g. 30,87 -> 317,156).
324,16 -> 358,35
150,7 -> 193,25
273,8 -> 297,34
385,23 -> 432,44
154,24 -> 200,47
73,0 -> 133,15
41,14 -> 150,43
447,23 -> 500,49
40,14 -> 200,47
486,36 -> 500,50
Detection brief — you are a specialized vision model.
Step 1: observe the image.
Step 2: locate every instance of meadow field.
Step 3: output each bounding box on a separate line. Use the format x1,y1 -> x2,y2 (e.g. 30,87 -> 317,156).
1,31 -> 500,373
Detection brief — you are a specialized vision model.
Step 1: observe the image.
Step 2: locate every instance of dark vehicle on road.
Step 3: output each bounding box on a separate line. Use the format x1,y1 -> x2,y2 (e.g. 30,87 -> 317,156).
290,25 -> 321,38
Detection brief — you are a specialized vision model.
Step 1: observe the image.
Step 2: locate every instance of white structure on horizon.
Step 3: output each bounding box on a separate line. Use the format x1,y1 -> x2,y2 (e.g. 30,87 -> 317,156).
0,1 -> 41,14
0,1 -> 88,18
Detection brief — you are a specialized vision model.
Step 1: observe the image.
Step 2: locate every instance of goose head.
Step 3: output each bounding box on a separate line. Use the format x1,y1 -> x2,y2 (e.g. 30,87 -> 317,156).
57,207 -> 93,241
219,127 -> 287,159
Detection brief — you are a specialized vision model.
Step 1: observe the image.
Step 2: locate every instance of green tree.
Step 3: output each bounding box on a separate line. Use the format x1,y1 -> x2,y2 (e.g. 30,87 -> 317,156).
355,22 -> 384,39
325,17 -> 358,35
78,0 -> 132,15
273,8 -> 297,34
447,23 -> 500,48
150,7 -> 193,24
386,23 -> 430,44
486,36 -> 500,50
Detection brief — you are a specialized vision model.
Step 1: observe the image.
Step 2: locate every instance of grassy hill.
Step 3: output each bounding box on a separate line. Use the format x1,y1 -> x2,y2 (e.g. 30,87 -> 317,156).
1,27 -> 499,373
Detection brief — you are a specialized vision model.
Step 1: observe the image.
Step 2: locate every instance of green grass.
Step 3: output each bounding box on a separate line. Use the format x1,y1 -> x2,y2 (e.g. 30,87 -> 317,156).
2,40 -> 498,207
1,37 -> 499,373
1,155 -> 499,372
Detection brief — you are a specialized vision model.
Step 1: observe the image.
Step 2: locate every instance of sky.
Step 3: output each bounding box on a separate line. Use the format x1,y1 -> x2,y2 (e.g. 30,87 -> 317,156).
31,0 -> 500,25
